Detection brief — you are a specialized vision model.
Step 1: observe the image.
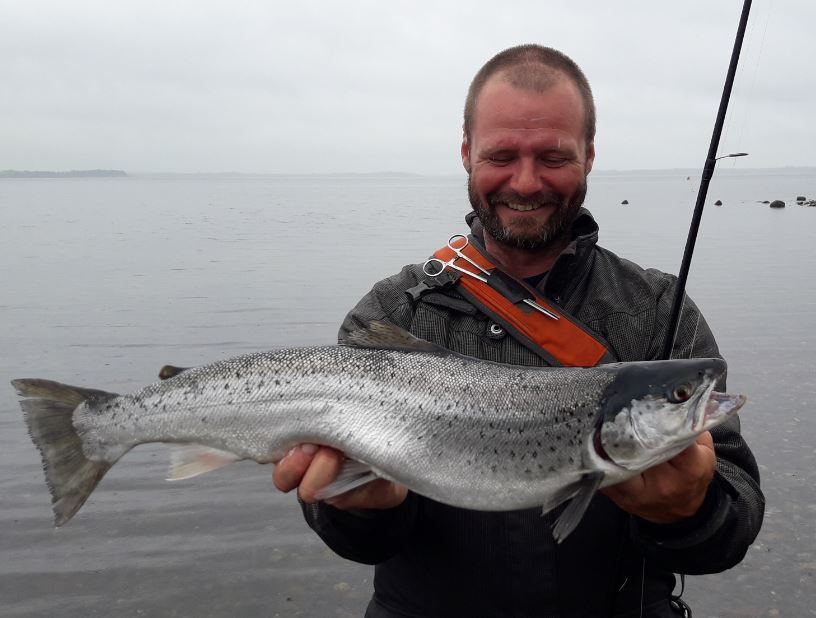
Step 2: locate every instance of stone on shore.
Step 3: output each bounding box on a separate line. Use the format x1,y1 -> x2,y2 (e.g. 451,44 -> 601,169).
621,199 -> 629,205
770,200 -> 785,209
714,200 -> 722,206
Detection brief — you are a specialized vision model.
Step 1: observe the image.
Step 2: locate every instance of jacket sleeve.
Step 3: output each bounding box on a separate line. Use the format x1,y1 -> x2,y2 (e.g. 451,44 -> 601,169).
632,287 -> 765,573
299,265 -> 424,564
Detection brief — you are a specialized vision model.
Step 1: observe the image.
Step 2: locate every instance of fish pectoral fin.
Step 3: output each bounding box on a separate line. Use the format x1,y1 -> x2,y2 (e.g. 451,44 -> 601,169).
313,459 -> 380,500
167,444 -> 242,481
551,471 -> 604,544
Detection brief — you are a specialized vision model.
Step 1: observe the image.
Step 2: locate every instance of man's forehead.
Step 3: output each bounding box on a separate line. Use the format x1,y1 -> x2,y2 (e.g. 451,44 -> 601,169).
472,77 -> 585,137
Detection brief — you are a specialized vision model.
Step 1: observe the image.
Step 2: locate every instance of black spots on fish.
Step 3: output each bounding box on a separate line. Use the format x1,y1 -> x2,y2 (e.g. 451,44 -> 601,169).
489,422 -> 495,429
524,468 -> 531,475
550,445 -> 557,453
224,383 -> 230,390
509,450 -> 516,459
234,371 -> 242,379
274,379 -> 280,386
493,447 -> 499,456
435,414 -> 442,421
531,451 -> 538,459
568,456 -> 574,464
548,465 -> 556,473
490,464 -> 498,474
201,416 -> 208,423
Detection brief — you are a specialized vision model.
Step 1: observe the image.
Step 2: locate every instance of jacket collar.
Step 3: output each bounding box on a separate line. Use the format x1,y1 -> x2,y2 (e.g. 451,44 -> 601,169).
464,207 -> 600,275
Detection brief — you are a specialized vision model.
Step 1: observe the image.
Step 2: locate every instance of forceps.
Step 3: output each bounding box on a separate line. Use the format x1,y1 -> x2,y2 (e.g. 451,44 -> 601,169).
422,234 -> 490,282
423,234 -> 560,321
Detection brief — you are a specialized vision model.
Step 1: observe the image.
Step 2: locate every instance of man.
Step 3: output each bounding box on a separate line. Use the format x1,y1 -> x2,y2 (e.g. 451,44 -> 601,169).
273,45 -> 764,617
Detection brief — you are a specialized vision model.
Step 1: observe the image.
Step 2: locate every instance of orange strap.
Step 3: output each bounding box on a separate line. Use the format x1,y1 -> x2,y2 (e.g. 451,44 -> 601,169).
433,239 -> 609,367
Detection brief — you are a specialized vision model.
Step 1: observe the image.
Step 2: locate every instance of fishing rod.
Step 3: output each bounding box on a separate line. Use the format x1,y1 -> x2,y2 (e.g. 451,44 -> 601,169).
661,0 -> 753,360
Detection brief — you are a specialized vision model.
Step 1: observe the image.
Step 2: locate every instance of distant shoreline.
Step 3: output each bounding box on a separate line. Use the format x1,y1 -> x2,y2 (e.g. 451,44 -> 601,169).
0,169 -> 127,179
1,167 -> 814,179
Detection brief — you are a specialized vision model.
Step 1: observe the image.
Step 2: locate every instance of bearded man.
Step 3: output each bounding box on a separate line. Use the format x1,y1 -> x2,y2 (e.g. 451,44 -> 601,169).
273,45 -> 764,618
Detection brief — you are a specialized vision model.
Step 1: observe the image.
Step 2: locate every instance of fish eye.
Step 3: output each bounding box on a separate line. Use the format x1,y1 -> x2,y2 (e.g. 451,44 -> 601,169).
668,383 -> 694,403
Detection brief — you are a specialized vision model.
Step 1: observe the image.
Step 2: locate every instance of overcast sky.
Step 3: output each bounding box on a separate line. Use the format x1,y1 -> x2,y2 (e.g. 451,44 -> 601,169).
0,0 -> 809,174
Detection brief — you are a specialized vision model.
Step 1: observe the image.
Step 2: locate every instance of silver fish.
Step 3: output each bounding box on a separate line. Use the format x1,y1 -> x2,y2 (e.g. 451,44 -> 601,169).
12,322 -> 746,541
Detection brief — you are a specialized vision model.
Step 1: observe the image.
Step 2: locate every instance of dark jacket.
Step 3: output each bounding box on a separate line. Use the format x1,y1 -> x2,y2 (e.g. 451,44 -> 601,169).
301,209 -> 764,618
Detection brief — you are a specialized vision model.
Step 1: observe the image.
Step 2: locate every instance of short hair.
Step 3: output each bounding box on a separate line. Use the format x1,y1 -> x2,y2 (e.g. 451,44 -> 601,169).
463,44 -> 596,144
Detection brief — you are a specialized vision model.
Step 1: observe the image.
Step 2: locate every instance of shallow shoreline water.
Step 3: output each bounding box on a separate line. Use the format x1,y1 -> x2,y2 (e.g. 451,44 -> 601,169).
2,171 -> 814,616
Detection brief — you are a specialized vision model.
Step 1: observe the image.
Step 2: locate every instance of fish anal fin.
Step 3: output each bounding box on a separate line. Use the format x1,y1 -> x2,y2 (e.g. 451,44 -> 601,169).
167,445 -> 242,481
313,459 -> 379,500
551,471 -> 604,544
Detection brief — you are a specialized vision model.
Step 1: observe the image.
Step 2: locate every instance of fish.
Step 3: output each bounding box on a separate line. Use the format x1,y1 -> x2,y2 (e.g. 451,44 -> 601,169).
12,321 -> 746,542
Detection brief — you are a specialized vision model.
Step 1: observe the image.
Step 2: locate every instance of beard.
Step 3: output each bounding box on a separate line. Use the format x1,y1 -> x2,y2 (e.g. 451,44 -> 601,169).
468,176 -> 587,252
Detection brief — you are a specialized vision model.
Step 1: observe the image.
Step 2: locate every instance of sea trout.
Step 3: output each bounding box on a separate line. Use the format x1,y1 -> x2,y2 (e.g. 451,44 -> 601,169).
12,322 -> 746,541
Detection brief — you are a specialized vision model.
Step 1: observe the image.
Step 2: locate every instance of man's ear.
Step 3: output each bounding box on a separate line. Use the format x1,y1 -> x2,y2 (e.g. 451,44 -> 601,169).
461,129 -> 471,173
585,141 -> 595,175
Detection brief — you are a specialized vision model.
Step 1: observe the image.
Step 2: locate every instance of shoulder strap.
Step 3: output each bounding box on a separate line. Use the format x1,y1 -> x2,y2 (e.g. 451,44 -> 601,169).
433,236 -> 614,367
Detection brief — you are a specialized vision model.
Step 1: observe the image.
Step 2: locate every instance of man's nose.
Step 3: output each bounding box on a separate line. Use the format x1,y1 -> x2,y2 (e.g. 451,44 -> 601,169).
509,159 -> 544,196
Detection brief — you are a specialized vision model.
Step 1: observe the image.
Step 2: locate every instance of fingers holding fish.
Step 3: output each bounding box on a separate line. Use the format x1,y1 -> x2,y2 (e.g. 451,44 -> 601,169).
297,446 -> 346,503
288,446 -> 408,510
272,443 -> 321,492
600,431 -> 717,523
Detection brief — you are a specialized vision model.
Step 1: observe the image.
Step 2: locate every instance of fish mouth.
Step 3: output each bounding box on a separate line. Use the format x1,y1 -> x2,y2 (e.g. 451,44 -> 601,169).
701,391 -> 747,428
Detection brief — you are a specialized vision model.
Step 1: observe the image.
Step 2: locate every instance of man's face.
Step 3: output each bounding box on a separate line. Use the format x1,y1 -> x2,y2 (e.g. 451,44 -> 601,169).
462,76 -> 595,252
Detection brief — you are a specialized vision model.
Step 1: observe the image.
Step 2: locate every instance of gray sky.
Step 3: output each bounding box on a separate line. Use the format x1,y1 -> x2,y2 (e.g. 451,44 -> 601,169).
0,0 -> 809,174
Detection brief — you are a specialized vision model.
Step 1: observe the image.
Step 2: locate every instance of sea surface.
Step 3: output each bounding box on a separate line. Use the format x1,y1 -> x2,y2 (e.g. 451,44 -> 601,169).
1,169 -> 814,617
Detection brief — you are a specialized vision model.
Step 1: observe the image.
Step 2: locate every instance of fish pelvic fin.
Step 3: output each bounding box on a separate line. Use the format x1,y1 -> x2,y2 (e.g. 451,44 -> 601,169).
313,459 -> 379,500
344,321 -> 449,355
12,378 -> 120,527
551,471 -> 604,544
167,444 -> 242,481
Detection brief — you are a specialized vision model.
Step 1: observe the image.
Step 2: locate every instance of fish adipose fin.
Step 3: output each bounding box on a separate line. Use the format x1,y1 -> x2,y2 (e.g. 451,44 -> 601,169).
313,459 -> 379,500
551,471 -> 604,543
11,378 -> 120,527
345,321 -> 450,355
167,444 -> 242,480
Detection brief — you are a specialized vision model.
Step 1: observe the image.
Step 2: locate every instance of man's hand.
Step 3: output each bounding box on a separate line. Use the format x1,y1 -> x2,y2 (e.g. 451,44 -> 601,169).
272,444 -> 408,510
601,432 -> 717,523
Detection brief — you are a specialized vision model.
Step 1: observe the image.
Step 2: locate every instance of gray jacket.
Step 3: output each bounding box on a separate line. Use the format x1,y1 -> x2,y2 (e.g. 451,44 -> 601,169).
301,209 -> 764,618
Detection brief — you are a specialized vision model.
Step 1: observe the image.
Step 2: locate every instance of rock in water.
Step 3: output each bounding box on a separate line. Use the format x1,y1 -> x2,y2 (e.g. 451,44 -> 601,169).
770,200 -> 785,209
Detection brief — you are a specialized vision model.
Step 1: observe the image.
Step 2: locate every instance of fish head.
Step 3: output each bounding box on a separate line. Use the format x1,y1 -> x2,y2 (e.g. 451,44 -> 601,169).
595,358 -> 746,471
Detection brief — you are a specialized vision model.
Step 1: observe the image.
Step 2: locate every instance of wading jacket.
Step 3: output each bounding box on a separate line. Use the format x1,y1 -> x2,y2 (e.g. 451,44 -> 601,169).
300,209 -> 764,618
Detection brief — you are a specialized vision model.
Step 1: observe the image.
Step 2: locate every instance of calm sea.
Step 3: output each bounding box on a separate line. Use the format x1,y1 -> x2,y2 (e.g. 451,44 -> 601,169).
1,170 -> 814,617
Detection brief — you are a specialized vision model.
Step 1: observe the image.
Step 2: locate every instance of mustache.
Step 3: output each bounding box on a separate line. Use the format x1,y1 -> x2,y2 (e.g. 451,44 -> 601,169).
487,190 -> 565,208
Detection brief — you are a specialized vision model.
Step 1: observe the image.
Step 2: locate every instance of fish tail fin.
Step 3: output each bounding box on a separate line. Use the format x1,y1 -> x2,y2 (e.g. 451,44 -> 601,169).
12,378 -> 120,526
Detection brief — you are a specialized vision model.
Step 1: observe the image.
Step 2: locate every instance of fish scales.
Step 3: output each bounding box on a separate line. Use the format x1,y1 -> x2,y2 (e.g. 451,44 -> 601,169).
13,321 -> 745,536
75,344 -> 615,511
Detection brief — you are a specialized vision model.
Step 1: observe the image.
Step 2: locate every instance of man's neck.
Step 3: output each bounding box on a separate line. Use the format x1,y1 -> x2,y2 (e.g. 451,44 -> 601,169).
483,233 -> 569,279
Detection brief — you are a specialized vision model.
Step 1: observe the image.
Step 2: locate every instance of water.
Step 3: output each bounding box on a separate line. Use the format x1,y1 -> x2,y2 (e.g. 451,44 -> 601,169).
2,170 -> 815,616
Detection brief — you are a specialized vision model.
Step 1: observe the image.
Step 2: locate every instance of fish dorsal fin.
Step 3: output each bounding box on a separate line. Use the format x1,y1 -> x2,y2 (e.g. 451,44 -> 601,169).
344,321 -> 449,355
